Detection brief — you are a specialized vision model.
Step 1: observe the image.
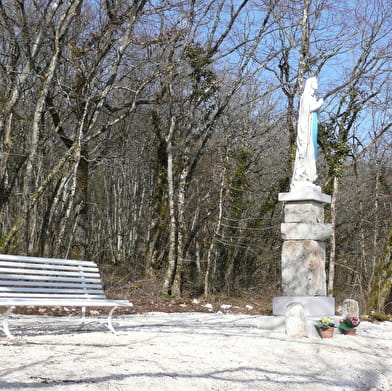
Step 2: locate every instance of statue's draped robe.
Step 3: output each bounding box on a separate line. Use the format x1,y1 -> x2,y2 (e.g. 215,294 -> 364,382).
312,111 -> 318,160
291,81 -> 322,188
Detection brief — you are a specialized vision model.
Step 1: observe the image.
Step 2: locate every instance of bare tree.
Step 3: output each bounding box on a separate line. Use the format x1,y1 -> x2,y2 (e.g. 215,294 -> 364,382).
0,0 -> 390,308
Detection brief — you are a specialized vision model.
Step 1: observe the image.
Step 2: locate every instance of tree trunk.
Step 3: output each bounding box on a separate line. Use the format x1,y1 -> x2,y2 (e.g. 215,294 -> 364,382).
204,168 -> 226,297
367,227 -> 392,313
172,164 -> 189,297
327,176 -> 338,296
23,43 -> 61,253
161,116 -> 177,295
145,135 -> 168,278
369,159 -> 381,292
69,150 -> 89,260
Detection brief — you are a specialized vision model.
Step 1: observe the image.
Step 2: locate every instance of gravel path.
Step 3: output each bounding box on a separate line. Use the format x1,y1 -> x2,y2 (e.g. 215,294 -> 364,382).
0,312 -> 391,390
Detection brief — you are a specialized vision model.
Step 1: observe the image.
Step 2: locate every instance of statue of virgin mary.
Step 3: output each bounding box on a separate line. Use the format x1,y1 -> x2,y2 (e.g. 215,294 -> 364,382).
291,77 -> 324,191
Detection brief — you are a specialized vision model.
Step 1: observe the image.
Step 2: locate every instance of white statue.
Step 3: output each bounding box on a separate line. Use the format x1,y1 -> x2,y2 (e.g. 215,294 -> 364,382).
291,77 -> 323,191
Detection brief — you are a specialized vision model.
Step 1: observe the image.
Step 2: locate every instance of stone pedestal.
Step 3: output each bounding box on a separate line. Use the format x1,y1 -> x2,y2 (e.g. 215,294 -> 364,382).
273,296 -> 335,317
273,187 -> 334,327
278,189 -> 332,297
281,240 -> 327,296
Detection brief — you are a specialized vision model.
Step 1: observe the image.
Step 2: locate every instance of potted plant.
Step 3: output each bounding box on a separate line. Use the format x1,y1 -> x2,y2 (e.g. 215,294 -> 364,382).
339,316 -> 360,335
315,317 -> 335,338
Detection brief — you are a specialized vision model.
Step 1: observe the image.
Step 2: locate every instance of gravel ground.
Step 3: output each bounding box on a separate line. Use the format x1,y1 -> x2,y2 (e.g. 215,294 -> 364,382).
0,312 -> 391,391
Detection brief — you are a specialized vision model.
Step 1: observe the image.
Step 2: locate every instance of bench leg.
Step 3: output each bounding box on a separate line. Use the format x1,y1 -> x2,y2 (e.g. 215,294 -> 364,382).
107,306 -> 118,334
2,306 -> 15,339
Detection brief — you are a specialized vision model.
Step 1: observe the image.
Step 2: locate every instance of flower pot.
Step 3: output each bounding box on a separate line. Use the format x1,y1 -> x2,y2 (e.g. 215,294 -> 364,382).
340,328 -> 356,335
316,326 -> 334,338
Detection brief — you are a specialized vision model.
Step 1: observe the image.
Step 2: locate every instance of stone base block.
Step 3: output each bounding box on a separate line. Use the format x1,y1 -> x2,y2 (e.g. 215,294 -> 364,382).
272,296 -> 335,317
278,189 -> 331,204
282,240 -> 327,296
283,201 -> 325,223
281,223 -> 332,241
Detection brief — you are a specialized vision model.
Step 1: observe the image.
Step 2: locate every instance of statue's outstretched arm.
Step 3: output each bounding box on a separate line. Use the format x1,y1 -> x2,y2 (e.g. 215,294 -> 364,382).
310,98 -> 323,112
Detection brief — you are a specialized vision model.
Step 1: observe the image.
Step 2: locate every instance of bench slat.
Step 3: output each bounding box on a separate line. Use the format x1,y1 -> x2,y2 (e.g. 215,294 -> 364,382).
0,274 -> 101,283
0,261 -> 99,273
0,254 -> 97,267
0,287 -> 104,294
0,267 -> 100,278
0,298 -> 132,306
0,293 -> 107,299
0,281 -> 102,289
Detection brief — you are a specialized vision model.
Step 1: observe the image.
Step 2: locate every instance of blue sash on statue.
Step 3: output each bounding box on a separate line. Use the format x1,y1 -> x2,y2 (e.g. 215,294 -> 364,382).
312,111 -> 318,160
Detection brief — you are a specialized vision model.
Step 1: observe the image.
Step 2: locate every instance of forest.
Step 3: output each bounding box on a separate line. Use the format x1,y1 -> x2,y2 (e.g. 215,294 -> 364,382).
0,0 -> 391,313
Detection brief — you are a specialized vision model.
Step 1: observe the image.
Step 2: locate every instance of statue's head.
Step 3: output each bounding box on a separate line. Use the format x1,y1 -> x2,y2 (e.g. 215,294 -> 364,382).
306,77 -> 318,91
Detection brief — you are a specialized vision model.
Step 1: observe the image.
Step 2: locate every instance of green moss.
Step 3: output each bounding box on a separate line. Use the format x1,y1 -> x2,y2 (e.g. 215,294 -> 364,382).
184,43 -> 218,100
371,311 -> 391,322
367,227 -> 392,312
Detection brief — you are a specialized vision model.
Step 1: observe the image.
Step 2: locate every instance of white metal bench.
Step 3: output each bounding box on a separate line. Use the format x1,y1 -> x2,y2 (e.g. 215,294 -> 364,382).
0,254 -> 133,338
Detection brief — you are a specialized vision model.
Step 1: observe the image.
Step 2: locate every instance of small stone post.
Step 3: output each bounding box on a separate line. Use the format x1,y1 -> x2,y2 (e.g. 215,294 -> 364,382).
285,302 -> 306,338
342,299 -> 359,318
